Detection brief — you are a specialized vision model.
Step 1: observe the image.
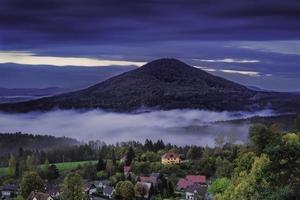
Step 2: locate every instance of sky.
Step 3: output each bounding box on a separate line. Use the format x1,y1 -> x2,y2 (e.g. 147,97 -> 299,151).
0,0 -> 300,91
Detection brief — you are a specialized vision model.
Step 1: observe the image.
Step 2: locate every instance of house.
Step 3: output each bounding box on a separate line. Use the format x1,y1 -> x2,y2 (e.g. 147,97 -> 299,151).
94,180 -> 111,189
185,184 -> 202,200
134,182 -> 152,199
45,183 -> 60,198
120,155 -> 127,163
27,191 -> 53,200
0,184 -> 18,199
177,175 -> 206,191
161,150 -> 181,164
103,186 -> 115,199
139,175 -> 158,188
123,166 -> 131,176
85,182 -> 97,195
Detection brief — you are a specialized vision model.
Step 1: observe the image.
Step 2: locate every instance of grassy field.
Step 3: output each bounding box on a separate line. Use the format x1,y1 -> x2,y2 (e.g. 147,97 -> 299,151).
0,160 -> 97,177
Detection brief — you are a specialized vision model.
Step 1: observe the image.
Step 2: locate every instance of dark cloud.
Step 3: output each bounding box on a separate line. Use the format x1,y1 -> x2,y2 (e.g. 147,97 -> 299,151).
1,0 -> 300,49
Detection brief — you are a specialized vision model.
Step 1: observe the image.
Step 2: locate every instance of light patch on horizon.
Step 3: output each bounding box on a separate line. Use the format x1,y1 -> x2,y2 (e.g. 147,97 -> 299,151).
194,58 -> 260,63
220,69 -> 260,76
193,66 -> 217,72
237,40 -> 300,56
194,65 -> 262,77
0,51 -> 146,67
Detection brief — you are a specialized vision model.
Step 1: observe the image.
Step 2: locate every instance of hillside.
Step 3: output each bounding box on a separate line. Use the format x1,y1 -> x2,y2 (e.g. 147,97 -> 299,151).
0,133 -> 80,155
0,58 -> 300,113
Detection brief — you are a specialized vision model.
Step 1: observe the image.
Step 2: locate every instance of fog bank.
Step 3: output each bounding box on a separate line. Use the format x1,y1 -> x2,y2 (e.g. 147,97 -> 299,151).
0,109 -> 275,146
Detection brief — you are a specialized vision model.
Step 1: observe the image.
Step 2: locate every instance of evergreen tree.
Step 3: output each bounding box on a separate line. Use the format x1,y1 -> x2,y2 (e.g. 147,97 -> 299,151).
126,147 -> 135,166
96,157 -> 106,171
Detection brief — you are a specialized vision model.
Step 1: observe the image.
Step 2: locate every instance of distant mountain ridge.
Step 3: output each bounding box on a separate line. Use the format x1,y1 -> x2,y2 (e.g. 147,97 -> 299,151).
0,63 -> 135,88
0,87 -> 67,96
1,58 -> 300,113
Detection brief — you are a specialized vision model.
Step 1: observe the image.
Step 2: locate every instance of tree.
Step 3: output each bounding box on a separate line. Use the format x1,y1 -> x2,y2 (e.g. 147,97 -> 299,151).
145,139 -> 154,151
227,132 -> 237,145
25,155 -> 35,171
220,154 -> 271,200
81,163 -> 97,180
8,155 -> 16,177
187,146 -> 202,160
62,172 -> 85,200
43,159 -> 50,172
249,124 -> 278,154
215,134 -> 226,148
294,115 -> 300,132
20,171 -> 44,198
126,147 -> 135,166
97,170 -> 108,179
141,152 -> 160,162
106,159 -> 114,176
209,178 -> 230,195
134,182 -> 147,198
96,157 -> 106,171
46,164 -> 59,180
115,181 -> 134,200
215,157 -> 233,178
264,133 -> 300,198
233,152 -> 256,175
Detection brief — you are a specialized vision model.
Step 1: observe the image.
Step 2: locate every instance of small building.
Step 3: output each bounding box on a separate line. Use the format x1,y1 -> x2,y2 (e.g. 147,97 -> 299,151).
27,191 -> 53,200
94,180 -> 111,189
85,182 -> 97,195
124,166 -> 131,177
0,184 -> 18,199
103,186 -> 115,199
185,184 -> 202,200
45,183 -> 60,198
177,175 -> 206,191
139,175 -> 158,188
161,151 -> 181,164
135,182 -> 152,199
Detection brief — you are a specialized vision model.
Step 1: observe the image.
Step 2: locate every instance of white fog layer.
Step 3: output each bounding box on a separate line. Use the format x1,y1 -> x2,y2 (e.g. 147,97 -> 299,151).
0,109 -> 275,146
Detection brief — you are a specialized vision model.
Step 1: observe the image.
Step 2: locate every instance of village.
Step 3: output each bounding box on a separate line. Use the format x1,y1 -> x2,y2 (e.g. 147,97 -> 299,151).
0,148 -> 210,200
1,122 -> 299,200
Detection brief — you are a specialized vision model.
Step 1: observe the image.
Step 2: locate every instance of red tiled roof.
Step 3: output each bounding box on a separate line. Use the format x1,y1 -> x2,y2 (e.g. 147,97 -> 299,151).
186,175 -> 206,183
176,175 -> 206,190
140,176 -> 157,185
162,151 -> 180,159
176,178 -> 190,190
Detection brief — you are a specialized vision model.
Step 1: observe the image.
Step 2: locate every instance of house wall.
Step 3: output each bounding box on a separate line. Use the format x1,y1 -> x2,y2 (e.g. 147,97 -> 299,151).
161,157 -> 180,164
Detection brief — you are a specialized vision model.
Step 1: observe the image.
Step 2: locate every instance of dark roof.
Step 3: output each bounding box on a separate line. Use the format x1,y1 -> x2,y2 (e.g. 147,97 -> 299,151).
150,172 -> 160,178
85,182 -> 96,189
45,184 -> 60,195
27,191 -> 51,200
103,186 -> 114,195
0,184 -> 18,191
186,184 -> 201,193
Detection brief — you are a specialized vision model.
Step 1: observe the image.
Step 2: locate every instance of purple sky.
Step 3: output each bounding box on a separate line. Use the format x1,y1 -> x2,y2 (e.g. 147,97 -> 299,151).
0,0 -> 300,91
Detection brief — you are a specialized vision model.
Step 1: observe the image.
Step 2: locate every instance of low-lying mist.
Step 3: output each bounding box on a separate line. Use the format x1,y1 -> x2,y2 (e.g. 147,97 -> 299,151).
0,109 -> 275,146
